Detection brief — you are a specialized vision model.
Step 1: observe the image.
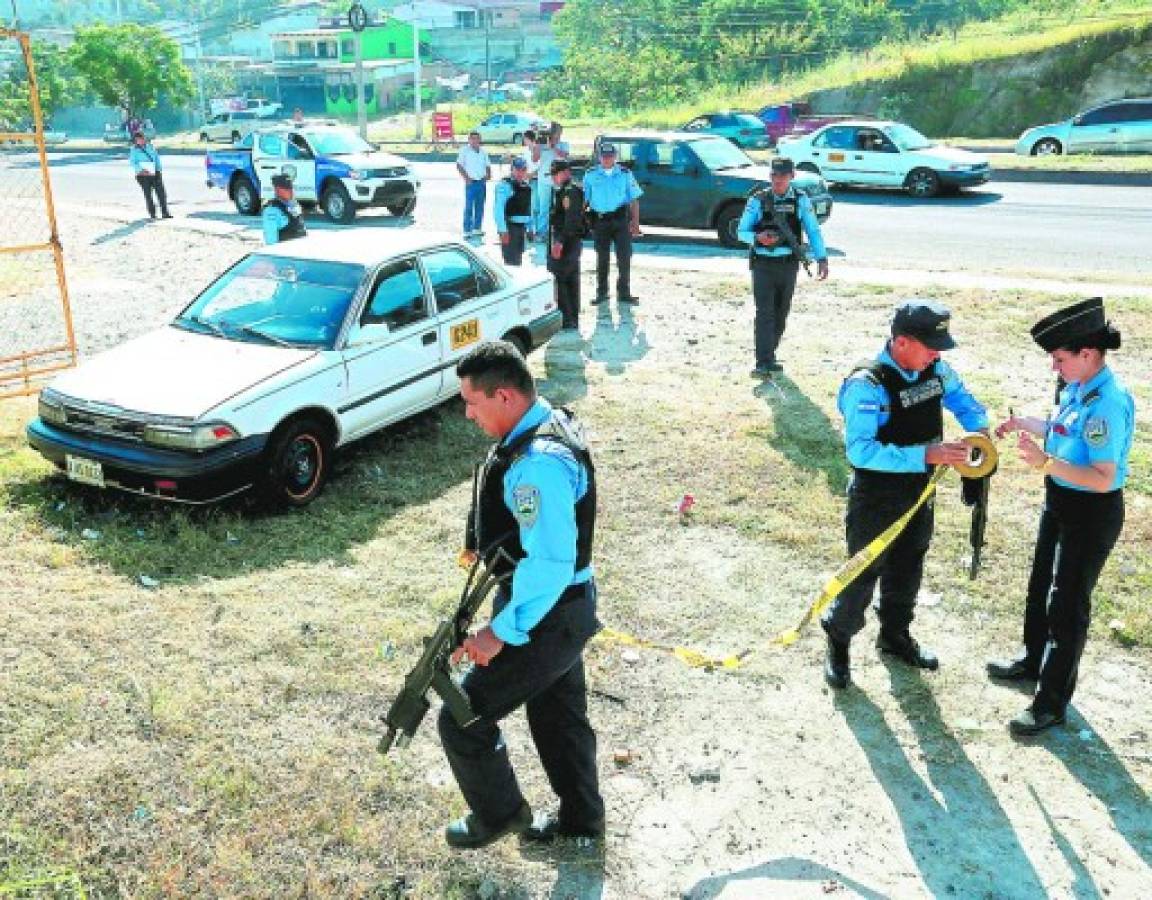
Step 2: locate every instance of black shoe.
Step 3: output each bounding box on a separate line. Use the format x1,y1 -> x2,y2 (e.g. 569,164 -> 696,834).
987,655 -> 1039,682
161,212 -> 173,219
590,294 -> 608,305
1009,708 -> 1065,736
750,366 -> 771,379
444,801 -> 532,850
767,361 -> 784,373
876,630 -> 938,670
617,295 -> 639,305
522,812 -> 605,844
823,628 -> 851,690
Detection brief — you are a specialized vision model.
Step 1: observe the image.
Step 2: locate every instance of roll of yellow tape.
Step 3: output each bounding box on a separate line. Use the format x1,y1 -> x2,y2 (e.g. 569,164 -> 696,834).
955,432 -> 998,478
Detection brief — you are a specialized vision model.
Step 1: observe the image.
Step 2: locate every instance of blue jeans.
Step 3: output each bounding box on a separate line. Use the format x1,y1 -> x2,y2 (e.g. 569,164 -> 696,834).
463,180 -> 487,232
532,179 -> 553,236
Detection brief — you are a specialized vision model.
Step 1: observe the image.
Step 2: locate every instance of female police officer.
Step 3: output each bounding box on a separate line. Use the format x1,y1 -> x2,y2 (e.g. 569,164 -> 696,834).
987,298 -> 1134,735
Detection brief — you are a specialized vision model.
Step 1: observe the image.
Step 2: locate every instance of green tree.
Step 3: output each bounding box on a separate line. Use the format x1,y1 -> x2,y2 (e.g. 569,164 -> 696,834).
0,41 -> 82,125
69,23 -> 194,119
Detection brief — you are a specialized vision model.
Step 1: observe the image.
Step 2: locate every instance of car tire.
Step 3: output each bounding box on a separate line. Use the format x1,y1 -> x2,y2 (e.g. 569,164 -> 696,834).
796,162 -> 821,175
387,199 -> 416,217
321,183 -> 356,224
232,175 -> 260,216
1032,137 -> 1062,156
258,417 -> 333,508
905,167 -> 941,198
716,203 -> 745,248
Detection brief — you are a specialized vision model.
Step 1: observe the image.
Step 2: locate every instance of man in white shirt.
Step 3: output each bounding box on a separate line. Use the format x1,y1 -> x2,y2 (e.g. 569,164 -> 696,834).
533,122 -> 570,239
456,131 -> 492,237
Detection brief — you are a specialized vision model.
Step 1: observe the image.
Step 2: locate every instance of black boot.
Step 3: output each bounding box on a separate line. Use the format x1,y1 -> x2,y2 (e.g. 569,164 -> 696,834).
876,630 -> 938,670
522,811 -> 605,844
444,801 -> 532,850
986,654 -> 1040,682
823,629 -> 851,689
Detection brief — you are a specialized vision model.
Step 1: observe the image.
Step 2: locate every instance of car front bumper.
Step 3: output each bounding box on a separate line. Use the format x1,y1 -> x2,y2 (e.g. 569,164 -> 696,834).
528,309 -> 563,349
27,418 -> 269,504
938,169 -> 991,188
356,179 -> 420,207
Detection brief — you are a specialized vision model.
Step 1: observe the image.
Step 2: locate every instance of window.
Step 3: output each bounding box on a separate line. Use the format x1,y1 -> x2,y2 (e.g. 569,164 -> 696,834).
423,249 -> 482,312
813,126 -> 853,149
1077,106 -> 1112,126
341,39 -> 353,55
363,259 -> 428,328
856,128 -> 897,153
388,41 -> 397,55
258,134 -> 286,157
648,142 -> 688,173
684,117 -> 708,131
1131,102 -> 1152,121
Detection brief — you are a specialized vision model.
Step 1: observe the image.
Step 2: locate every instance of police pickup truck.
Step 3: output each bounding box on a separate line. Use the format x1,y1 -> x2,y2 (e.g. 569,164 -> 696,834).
206,123 -> 419,223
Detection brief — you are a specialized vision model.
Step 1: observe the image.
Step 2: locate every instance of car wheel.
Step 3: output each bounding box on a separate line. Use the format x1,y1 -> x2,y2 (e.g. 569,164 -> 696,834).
232,176 -> 260,216
1032,137 -> 1062,156
796,162 -> 821,175
387,199 -> 416,217
321,183 -> 356,224
905,167 -> 941,198
231,130 -> 241,143
258,417 -> 333,508
511,132 -> 522,145
716,203 -> 744,248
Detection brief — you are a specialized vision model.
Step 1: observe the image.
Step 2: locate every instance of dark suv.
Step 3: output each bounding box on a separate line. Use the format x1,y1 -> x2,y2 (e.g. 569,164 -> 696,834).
582,132 -> 832,247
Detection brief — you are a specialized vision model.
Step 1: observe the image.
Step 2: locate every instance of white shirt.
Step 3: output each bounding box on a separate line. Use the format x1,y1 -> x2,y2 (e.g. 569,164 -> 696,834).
456,145 -> 491,180
536,141 -> 570,182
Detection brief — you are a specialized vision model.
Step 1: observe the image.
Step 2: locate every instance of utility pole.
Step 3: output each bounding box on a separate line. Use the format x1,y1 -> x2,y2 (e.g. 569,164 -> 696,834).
348,1 -> 368,139
8,0 -> 19,29
412,18 -> 421,140
193,27 -> 208,124
484,10 -> 490,109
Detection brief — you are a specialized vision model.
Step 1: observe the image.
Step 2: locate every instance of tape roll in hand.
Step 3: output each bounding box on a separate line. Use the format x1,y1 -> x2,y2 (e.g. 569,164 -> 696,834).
954,432 -> 998,479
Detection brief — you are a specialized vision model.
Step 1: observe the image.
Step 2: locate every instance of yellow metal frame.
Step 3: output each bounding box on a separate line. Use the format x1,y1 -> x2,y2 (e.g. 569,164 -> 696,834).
0,28 -> 78,399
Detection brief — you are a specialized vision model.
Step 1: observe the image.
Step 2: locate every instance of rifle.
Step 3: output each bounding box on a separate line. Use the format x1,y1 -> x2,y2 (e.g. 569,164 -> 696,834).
378,549 -> 514,753
765,192 -> 811,276
966,475 -> 990,580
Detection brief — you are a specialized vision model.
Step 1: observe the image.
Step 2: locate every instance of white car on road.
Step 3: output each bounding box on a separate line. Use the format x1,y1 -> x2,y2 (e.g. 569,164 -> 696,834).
28,231 -> 562,507
473,111 -> 547,145
778,120 -> 991,197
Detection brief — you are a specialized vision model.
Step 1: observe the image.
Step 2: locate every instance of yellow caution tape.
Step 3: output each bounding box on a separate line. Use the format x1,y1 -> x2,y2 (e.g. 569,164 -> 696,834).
597,627 -> 748,671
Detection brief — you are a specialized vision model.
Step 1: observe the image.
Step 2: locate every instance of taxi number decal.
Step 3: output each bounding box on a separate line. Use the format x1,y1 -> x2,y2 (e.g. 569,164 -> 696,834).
828,152 -> 845,163
451,319 -> 481,350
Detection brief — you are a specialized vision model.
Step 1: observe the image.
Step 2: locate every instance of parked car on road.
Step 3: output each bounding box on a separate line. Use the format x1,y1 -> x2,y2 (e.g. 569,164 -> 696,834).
580,132 -> 832,247
206,124 -> 418,223
1015,98 -> 1152,156
27,230 -> 562,507
473,111 -> 547,145
199,109 -> 262,143
680,112 -> 770,149
756,101 -> 856,146
778,120 -> 990,197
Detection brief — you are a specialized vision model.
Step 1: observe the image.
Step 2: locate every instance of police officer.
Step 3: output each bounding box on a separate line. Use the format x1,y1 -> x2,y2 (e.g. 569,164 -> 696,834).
582,141 -> 642,307
494,156 -> 534,266
548,159 -> 585,331
261,174 -> 307,245
737,157 -> 829,378
822,300 -> 988,689
987,298 -> 1133,735
439,341 -> 604,849
128,130 -> 171,220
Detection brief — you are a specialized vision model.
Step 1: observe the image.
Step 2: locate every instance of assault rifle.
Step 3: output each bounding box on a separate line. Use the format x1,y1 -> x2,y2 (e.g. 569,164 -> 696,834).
765,192 -> 811,276
965,475 -> 990,580
378,549 -> 514,753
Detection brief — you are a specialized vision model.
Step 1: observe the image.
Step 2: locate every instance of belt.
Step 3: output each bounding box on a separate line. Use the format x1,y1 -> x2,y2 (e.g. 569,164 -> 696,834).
595,206 -> 628,220
751,252 -> 796,265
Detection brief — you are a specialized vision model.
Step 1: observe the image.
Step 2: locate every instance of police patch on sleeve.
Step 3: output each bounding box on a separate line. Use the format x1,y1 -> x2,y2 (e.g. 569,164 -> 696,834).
1084,417 -> 1109,447
513,484 -> 541,528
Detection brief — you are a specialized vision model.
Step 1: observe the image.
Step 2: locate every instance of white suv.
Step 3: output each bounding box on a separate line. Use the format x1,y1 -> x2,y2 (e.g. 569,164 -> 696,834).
200,110 -> 261,144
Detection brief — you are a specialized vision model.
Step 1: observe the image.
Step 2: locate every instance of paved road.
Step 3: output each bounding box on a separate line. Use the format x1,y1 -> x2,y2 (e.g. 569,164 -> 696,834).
8,151 -> 1152,282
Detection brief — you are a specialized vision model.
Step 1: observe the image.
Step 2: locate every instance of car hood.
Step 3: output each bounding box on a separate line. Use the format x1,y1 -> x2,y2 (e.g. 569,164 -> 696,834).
719,165 -> 828,194
48,326 -> 318,420
911,144 -> 989,165
326,151 -> 409,169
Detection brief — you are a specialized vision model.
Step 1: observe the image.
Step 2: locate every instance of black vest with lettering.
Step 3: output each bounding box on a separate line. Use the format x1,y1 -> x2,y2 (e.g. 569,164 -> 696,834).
550,182 -> 586,239
852,360 -> 945,491
269,198 -> 307,241
467,408 -> 596,578
751,187 -> 803,257
503,177 -> 532,219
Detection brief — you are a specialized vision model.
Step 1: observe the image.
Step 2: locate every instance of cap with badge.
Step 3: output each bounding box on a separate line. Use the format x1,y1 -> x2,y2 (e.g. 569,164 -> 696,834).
891,299 -> 956,351
770,156 -> 795,176
510,156 -> 529,171
598,141 -> 617,156
1030,297 -> 1119,351
550,159 -> 571,175
271,174 -> 294,190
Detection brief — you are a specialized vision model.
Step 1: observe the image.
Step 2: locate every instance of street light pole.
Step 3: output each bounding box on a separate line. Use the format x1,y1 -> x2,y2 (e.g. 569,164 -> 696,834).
484,10 -> 490,109
348,2 -> 368,140
412,18 -> 422,140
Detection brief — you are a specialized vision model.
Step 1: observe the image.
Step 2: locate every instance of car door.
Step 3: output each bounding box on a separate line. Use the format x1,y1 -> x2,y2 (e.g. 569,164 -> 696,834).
339,257 -> 443,441
808,126 -> 858,183
852,126 -> 903,186
1067,103 -> 1124,153
637,141 -> 695,226
421,247 -> 508,396
1126,101 -> 1152,152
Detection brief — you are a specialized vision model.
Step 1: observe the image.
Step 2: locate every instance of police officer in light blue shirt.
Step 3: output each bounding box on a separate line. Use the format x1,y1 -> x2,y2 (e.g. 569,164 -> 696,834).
437,341 -> 604,850
493,156 -> 534,266
261,174 -> 307,244
582,142 -> 643,307
988,297 -> 1134,736
128,130 -> 171,219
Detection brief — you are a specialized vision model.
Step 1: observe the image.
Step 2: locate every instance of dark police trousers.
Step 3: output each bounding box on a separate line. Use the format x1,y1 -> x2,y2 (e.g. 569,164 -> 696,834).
548,237 -> 582,328
593,210 -> 632,300
822,474 -> 934,644
500,222 -> 528,267
750,255 -> 799,368
1024,480 -> 1124,716
136,172 -> 170,218
438,581 -> 605,830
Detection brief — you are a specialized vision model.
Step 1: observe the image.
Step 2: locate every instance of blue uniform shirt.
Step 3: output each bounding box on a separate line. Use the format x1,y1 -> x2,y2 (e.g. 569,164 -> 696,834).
491,398 -> 592,645
262,201 -> 301,244
581,164 -> 643,214
838,346 -> 988,472
737,189 -> 827,260
128,143 -> 162,175
1045,365 -> 1134,491
493,177 -> 534,232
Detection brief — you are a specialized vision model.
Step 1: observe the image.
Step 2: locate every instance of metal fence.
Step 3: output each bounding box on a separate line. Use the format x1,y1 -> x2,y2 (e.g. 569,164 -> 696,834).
0,28 -> 77,399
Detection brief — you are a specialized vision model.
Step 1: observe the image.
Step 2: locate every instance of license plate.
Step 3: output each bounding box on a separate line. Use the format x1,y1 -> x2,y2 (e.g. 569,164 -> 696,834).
66,455 -> 105,487
450,318 -> 480,350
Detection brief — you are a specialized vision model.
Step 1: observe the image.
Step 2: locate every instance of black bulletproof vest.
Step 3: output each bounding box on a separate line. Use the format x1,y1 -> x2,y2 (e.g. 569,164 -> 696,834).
550,182 -> 582,233
504,177 -> 532,218
269,198 -> 307,241
852,360 -> 945,490
751,188 -> 803,255
467,408 -> 596,577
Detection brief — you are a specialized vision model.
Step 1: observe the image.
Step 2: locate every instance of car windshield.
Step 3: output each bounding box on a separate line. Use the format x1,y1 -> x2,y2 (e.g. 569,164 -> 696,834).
688,137 -> 754,170
885,123 -> 933,151
174,255 -> 365,349
736,114 -> 765,128
302,127 -> 373,155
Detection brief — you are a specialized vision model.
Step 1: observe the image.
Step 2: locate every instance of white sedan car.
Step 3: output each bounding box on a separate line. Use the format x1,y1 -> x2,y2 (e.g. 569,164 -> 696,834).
473,111 -> 547,145
778,120 -> 991,197
28,231 -> 562,507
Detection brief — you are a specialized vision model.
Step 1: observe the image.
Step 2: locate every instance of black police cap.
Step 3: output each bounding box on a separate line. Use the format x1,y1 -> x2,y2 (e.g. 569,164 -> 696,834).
892,299 -> 956,351
550,159 -> 571,175
271,174 -> 294,190
770,156 -> 795,175
1030,297 -> 1109,351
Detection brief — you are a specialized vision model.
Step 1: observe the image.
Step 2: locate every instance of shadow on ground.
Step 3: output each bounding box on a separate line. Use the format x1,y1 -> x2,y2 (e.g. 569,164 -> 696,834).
586,304 -> 649,376
683,856 -> 887,899
756,373 -> 850,495
90,219 -> 157,244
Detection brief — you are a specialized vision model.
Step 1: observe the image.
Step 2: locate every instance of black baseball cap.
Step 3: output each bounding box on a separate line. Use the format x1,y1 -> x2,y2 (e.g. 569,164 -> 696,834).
271,174 -> 294,190
770,156 -> 795,175
599,141 -> 617,155
550,159 -> 571,174
1030,297 -> 1106,351
892,300 -> 956,350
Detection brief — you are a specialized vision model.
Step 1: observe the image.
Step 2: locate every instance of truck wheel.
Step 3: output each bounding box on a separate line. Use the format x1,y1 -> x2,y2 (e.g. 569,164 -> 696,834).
1032,137 -> 1062,156
716,204 -> 744,248
387,199 -> 416,217
321,183 -> 356,224
257,417 -> 333,508
232,176 -> 260,216
796,162 -> 821,175
905,167 -> 941,198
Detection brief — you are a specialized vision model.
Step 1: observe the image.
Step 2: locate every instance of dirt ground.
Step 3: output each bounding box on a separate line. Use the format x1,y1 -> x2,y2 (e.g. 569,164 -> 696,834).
1,210 -> 1149,899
